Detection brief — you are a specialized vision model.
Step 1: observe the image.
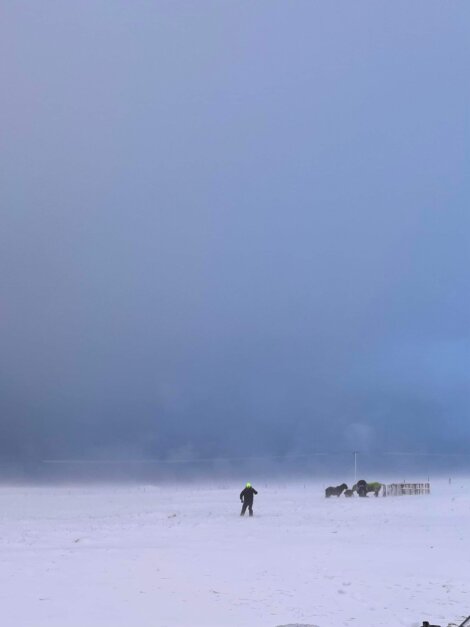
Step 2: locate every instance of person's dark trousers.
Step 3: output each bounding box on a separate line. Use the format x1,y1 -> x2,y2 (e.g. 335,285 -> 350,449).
240,502 -> 253,516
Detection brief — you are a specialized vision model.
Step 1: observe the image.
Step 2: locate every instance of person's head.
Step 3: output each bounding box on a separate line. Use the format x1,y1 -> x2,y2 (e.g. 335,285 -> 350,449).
246,482 -> 251,488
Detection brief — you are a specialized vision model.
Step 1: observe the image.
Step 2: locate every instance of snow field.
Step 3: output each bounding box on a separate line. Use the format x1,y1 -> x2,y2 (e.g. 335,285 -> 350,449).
0,480 -> 469,627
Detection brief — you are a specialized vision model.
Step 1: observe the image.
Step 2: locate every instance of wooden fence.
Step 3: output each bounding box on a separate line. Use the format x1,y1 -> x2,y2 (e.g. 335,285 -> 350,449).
385,482 -> 430,496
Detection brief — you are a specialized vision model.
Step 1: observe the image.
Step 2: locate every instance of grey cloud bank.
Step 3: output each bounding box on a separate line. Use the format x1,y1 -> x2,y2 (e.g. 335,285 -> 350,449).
1,2 -> 469,470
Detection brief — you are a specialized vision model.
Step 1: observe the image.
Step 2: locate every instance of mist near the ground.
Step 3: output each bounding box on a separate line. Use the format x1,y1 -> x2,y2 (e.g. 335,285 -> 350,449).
1,2 -> 469,474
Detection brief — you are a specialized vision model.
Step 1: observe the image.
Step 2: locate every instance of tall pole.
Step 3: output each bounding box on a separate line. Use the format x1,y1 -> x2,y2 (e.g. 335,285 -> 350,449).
354,451 -> 358,483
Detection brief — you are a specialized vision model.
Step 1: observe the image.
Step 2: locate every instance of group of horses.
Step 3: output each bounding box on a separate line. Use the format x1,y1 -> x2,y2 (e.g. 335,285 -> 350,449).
325,479 -> 383,498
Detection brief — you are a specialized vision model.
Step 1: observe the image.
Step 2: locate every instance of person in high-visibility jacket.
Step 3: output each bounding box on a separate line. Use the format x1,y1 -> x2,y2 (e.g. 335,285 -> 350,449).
240,483 -> 258,516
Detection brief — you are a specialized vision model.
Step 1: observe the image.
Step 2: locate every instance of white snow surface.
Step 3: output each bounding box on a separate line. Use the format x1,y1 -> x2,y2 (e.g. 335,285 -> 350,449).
0,480 -> 469,627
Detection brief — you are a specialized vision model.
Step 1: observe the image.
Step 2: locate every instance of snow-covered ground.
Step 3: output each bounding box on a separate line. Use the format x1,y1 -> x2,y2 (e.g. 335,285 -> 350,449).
0,479 -> 469,627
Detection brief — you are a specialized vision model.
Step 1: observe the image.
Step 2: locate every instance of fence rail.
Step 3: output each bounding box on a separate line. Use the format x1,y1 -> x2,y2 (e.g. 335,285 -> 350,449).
386,482 -> 431,496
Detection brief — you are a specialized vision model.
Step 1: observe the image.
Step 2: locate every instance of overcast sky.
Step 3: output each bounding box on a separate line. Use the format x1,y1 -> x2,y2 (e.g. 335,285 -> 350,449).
1,2 -> 469,464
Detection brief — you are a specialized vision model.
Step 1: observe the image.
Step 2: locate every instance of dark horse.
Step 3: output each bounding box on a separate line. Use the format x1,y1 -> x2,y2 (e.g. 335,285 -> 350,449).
325,483 -> 348,498
353,480 -> 382,497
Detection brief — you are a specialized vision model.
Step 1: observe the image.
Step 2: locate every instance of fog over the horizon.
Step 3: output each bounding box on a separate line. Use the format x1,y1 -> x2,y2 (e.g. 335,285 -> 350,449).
1,2 -> 469,466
